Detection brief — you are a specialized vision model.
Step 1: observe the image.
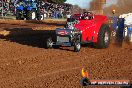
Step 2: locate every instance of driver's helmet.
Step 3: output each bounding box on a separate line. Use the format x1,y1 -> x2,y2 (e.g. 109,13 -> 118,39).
83,12 -> 89,19
83,12 -> 93,20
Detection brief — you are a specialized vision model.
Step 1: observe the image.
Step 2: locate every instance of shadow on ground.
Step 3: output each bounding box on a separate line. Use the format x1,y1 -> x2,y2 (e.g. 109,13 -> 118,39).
0,27 -> 56,48
0,27 -> 96,52
0,27 -> 114,51
1,26 -> 129,51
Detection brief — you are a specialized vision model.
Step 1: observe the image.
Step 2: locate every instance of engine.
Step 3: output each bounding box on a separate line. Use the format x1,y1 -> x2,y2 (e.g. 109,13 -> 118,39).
66,18 -> 78,29
56,17 -> 81,36
55,17 -> 82,44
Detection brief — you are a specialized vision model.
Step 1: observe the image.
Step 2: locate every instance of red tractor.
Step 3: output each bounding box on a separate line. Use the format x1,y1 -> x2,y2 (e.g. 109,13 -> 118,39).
46,12 -> 111,52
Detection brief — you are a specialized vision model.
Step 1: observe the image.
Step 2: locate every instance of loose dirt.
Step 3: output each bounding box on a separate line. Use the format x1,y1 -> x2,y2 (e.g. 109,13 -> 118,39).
0,19 -> 131,88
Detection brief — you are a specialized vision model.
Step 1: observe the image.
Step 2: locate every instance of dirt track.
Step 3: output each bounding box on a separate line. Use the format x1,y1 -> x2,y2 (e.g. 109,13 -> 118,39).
0,20 -> 132,88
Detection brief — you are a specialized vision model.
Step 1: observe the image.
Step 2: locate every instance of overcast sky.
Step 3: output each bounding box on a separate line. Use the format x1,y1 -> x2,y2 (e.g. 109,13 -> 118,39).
65,0 -> 118,9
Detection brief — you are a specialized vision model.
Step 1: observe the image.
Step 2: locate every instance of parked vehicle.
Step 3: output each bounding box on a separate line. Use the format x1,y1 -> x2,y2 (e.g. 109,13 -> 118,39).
16,0 -> 45,20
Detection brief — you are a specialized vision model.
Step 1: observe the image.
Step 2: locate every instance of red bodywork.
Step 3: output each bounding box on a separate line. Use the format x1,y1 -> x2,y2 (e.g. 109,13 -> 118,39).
73,14 -> 109,43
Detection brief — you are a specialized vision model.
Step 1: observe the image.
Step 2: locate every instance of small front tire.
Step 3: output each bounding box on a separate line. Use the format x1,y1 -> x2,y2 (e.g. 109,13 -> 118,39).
46,38 -> 53,49
74,41 -> 81,52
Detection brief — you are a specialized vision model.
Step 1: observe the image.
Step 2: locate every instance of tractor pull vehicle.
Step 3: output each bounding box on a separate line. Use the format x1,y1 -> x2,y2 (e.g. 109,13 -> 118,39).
46,12 -> 111,52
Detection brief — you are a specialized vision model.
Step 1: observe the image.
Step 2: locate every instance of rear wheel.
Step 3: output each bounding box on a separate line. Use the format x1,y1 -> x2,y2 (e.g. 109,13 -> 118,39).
96,24 -> 111,48
27,10 -> 36,20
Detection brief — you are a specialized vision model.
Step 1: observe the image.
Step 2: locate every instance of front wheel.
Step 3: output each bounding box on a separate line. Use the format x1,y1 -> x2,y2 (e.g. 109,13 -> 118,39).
74,41 -> 81,52
46,38 -> 53,49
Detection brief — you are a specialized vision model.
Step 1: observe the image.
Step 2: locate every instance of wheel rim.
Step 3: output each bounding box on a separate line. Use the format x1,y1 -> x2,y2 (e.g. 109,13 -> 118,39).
41,15 -> 44,20
48,39 -> 53,47
104,32 -> 109,43
32,12 -> 36,19
76,43 -> 80,50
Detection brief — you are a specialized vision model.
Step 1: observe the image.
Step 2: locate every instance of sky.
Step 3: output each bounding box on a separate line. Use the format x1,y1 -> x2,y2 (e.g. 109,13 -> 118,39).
65,0 -> 118,9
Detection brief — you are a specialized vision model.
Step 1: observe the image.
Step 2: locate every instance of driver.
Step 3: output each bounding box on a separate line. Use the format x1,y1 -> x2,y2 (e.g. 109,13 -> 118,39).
84,12 -> 89,19
82,12 -> 93,20
87,12 -> 94,19
80,12 -> 88,20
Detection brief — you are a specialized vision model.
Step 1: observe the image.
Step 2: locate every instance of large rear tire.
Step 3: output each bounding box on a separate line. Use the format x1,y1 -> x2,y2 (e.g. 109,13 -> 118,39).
96,24 -> 111,48
27,10 -> 36,20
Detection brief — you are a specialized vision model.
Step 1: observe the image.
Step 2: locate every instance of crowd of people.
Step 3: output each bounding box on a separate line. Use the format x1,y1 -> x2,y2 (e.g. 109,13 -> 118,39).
41,1 -> 72,18
0,0 -> 72,19
0,0 -> 9,16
